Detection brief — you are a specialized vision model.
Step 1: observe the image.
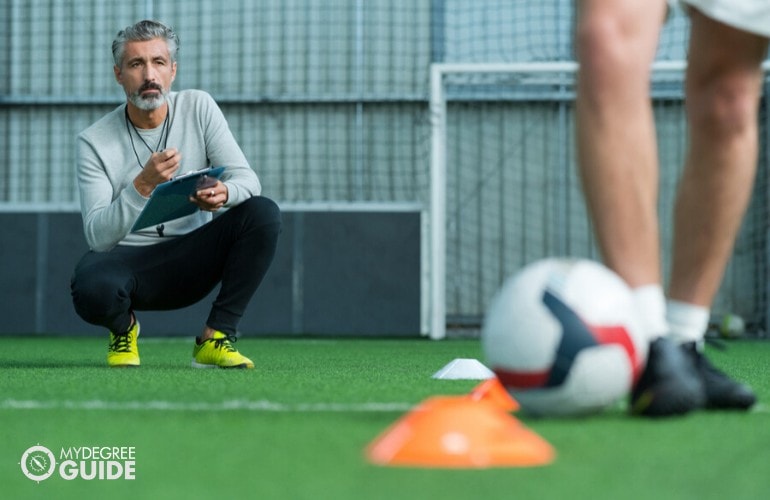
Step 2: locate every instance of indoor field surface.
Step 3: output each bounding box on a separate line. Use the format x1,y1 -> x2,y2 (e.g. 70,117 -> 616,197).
2,337 -> 769,500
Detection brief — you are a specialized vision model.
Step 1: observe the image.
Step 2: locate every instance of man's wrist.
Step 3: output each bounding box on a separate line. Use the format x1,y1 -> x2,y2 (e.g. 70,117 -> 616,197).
133,177 -> 155,198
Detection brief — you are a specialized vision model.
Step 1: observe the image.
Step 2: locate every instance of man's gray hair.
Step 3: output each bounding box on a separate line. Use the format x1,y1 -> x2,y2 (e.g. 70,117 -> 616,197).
112,20 -> 179,67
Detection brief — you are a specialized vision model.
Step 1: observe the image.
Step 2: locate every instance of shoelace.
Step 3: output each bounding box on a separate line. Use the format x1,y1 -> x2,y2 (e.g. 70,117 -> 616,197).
211,334 -> 238,353
109,333 -> 133,353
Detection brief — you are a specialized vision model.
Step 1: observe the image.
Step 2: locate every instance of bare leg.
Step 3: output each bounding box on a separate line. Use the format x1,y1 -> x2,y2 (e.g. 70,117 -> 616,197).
669,9 -> 769,307
575,0 -> 668,288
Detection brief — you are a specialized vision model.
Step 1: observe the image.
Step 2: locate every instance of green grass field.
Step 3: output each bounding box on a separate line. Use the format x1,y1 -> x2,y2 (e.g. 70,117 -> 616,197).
2,336 -> 769,500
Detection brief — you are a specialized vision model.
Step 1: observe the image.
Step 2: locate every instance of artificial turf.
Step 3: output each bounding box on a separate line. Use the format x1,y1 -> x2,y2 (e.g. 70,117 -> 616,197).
1,336 -> 769,500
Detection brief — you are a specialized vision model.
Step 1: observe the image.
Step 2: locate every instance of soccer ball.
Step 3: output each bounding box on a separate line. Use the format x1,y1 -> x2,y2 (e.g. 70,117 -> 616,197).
481,258 -> 649,417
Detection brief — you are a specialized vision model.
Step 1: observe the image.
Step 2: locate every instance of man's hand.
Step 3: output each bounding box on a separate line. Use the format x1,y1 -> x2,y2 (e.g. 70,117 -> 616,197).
191,181 -> 228,212
133,148 -> 182,197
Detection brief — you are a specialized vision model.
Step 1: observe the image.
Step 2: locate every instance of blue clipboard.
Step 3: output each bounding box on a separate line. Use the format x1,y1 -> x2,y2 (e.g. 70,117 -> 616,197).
131,166 -> 226,232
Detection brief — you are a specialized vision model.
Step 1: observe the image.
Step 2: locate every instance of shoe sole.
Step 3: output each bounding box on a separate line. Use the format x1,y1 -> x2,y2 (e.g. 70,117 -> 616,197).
108,361 -> 140,367
191,360 -> 253,369
631,382 -> 705,417
705,391 -> 756,410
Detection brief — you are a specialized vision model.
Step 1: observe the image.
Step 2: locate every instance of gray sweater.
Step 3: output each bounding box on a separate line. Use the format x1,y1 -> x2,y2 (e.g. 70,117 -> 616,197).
77,89 -> 261,251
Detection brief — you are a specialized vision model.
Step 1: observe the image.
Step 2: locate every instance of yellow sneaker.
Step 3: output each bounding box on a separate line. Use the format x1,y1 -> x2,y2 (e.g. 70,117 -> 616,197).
107,321 -> 140,367
191,331 -> 254,369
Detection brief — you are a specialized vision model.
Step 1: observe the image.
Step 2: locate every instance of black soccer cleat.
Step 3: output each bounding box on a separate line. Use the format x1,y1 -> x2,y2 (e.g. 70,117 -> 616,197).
630,337 -> 706,417
681,342 -> 756,410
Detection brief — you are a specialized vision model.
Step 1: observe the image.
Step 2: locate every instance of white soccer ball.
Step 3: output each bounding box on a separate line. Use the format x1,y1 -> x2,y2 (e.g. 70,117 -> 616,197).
482,258 -> 649,417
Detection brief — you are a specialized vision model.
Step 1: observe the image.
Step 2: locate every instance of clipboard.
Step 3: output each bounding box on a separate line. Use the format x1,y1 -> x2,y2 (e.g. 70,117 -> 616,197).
131,166 -> 226,232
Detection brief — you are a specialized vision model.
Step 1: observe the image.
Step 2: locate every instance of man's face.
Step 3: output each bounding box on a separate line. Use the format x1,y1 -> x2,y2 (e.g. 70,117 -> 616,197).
114,38 -> 177,111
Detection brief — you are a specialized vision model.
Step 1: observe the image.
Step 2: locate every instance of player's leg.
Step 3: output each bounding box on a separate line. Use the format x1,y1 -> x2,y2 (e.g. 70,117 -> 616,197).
575,0 -> 705,416
575,0 -> 673,343
575,0 -> 666,292
669,9 -> 767,314
667,7 -> 767,409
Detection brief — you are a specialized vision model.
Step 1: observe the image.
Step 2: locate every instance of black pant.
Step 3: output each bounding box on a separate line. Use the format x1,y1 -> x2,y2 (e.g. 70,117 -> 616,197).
71,196 -> 281,335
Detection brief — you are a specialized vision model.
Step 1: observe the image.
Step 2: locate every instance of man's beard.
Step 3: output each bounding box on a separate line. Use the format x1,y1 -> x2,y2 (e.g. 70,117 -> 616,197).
128,83 -> 169,110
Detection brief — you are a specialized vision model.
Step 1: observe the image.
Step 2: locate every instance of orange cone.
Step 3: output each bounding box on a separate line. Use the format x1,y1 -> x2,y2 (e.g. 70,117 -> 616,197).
365,396 -> 555,468
468,377 -> 520,412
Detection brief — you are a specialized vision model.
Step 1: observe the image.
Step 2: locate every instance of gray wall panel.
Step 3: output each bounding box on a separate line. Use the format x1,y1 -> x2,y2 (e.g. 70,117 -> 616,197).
301,211 -> 420,336
1,213 -> 37,332
0,211 -> 420,337
43,213 -> 101,335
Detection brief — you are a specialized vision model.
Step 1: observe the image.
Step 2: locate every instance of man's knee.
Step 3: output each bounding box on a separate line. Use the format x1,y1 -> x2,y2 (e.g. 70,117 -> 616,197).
240,196 -> 282,232
575,2 -> 666,94
687,73 -> 762,136
71,256 -> 131,322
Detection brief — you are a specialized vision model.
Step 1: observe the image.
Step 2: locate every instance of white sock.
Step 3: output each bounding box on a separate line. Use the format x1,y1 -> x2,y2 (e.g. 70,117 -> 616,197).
666,299 -> 709,344
631,285 -> 669,341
